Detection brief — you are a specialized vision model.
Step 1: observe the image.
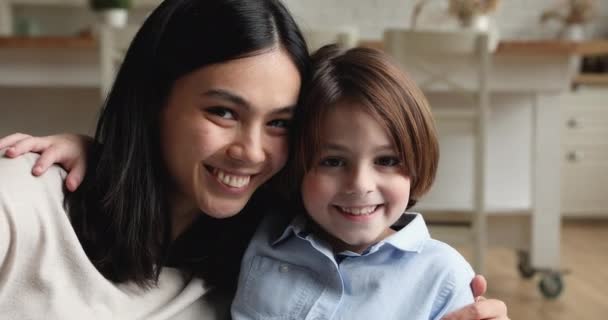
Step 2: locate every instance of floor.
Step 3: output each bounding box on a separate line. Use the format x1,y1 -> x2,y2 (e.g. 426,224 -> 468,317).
461,220 -> 608,319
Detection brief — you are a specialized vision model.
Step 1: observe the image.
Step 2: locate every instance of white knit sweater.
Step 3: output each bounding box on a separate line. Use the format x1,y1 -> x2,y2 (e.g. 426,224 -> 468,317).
0,152 -> 226,320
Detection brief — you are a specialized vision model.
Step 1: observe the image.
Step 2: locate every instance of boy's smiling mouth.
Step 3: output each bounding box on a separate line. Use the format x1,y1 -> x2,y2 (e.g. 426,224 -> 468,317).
333,204 -> 384,216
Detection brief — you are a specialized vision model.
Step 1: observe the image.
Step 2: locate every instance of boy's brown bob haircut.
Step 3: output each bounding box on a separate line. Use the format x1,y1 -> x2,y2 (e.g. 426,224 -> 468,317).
288,44 -> 439,208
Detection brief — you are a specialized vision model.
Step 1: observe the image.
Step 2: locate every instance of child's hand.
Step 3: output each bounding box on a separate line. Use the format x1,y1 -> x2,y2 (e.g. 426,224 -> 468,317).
0,133 -> 92,192
441,298 -> 509,320
440,275 -> 509,320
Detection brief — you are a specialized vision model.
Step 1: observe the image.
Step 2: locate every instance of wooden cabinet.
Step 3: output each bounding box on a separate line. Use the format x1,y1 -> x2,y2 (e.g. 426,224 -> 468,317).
561,88 -> 608,217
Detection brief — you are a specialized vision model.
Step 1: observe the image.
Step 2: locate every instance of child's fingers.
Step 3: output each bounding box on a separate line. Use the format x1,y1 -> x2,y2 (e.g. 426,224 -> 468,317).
32,146 -> 61,176
0,133 -> 33,151
65,161 -> 86,192
441,298 -> 508,320
5,136 -> 51,157
470,274 -> 487,298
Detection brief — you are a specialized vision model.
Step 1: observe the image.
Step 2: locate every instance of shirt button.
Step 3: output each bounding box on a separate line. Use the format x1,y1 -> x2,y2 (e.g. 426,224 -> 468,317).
279,264 -> 289,273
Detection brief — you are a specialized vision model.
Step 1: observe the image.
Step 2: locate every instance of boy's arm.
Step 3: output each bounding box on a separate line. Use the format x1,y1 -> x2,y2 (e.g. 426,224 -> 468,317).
0,133 -> 91,192
440,276 -> 509,320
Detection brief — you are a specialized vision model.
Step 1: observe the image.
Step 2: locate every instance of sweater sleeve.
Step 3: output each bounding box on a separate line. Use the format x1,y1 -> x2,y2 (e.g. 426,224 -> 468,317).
0,190 -> 11,269
0,151 -> 70,314
429,243 -> 476,320
0,151 -> 215,319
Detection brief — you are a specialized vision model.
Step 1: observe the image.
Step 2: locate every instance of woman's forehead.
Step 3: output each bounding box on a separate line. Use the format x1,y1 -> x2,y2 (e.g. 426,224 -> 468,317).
176,49 -> 302,113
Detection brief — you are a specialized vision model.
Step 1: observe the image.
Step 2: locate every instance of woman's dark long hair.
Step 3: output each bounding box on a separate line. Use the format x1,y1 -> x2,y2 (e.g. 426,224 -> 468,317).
66,0 -> 310,291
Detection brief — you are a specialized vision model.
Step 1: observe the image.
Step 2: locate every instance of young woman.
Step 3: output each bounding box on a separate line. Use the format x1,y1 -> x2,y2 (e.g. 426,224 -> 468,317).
0,0 -> 508,319
0,0 -> 305,318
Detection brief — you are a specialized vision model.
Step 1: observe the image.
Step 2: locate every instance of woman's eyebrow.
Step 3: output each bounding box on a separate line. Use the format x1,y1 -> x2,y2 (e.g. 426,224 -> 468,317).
269,106 -> 295,116
202,89 -> 295,114
203,89 -> 251,110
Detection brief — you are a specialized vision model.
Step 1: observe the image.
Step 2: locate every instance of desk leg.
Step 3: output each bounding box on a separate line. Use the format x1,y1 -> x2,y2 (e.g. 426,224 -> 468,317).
531,93 -> 562,269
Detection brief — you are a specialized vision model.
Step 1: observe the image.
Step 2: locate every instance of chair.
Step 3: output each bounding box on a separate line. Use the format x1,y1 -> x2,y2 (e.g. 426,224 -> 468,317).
383,29 -> 491,272
302,27 -> 359,53
98,24 -> 139,98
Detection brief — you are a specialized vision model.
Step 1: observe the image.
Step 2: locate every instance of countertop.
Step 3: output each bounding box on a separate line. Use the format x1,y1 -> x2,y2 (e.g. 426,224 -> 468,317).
2,35 -> 608,55
2,35 -> 607,85
358,39 -> 608,56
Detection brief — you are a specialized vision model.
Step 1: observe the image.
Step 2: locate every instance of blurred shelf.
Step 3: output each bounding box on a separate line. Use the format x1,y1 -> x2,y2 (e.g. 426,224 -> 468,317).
0,35 -> 95,49
497,40 -> 579,55
575,40 -> 608,56
359,39 -> 608,56
573,74 -> 608,86
5,0 -> 160,7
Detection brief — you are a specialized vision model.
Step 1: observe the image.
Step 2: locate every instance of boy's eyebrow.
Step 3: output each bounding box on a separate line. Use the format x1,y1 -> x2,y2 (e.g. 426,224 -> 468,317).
321,143 -> 396,152
202,89 -> 296,114
321,143 -> 349,152
374,145 -> 396,152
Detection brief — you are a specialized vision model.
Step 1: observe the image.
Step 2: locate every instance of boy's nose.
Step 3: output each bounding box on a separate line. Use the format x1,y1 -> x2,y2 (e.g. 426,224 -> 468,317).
344,165 -> 375,196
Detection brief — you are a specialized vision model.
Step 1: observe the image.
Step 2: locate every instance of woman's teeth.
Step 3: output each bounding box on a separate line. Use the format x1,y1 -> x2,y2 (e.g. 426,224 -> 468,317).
337,205 -> 378,215
214,169 -> 251,188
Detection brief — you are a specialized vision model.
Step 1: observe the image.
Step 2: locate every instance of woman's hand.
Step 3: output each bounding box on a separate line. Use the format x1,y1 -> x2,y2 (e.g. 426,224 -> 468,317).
441,275 -> 509,320
0,133 -> 92,192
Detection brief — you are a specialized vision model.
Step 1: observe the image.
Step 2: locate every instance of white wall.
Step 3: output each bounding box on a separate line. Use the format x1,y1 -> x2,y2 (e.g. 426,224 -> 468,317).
282,0 -> 608,40
0,88 -> 99,136
1,0 -> 607,137
4,0 -> 608,39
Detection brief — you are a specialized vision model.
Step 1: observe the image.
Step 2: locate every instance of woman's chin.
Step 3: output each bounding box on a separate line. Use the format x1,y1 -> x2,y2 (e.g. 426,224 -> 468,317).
200,201 -> 247,219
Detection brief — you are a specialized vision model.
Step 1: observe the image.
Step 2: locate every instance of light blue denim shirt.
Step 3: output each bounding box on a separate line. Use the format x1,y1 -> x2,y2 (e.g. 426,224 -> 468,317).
231,212 -> 475,320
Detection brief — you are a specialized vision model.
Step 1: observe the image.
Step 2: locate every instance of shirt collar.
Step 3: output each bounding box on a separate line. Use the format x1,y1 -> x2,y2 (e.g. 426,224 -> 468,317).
378,213 -> 430,253
271,214 -> 309,246
271,212 -> 430,253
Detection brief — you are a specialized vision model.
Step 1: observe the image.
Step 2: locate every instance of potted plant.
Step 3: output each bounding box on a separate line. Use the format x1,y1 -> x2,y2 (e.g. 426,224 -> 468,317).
540,0 -> 596,41
447,0 -> 500,29
411,0 -> 501,50
90,0 -> 133,28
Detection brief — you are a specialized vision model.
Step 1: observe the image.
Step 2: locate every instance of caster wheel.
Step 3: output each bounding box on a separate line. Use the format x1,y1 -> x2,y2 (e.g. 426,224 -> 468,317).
517,250 -> 535,279
539,272 -> 564,299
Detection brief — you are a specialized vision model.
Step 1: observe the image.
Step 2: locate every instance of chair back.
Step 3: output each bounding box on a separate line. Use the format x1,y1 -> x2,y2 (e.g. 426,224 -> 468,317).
302,28 -> 359,52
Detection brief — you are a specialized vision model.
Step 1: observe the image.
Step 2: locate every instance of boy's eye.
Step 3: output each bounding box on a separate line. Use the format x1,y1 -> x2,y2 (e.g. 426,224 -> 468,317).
375,156 -> 400,167
267,118 -> 291,129
206,107 -> 235,120
319,157 -> 345,167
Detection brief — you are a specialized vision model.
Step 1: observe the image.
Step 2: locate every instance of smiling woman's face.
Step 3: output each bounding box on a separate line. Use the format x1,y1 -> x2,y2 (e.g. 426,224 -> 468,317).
160,48 -> 301,221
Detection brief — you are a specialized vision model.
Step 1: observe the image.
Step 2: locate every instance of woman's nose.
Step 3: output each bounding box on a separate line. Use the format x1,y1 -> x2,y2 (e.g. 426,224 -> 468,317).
226,129 -> 266,165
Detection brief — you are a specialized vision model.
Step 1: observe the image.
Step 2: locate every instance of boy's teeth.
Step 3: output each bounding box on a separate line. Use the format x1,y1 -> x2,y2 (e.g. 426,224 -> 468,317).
338,206 -> 378,215
215,169 -> 251,188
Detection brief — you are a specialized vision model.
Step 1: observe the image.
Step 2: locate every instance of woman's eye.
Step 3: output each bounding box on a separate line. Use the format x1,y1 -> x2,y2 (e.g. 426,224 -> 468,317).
375,156 -> 400,167
206,107 -> 235,120
267,118 -> 291,129
320,157 -> 345,167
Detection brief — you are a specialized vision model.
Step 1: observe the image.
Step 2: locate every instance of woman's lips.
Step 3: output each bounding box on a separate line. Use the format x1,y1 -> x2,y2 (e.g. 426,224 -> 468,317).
205,165 -> 256,189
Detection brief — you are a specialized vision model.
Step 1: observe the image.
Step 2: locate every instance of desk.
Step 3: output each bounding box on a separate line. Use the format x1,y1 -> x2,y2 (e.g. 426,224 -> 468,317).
360,39 -> 591,292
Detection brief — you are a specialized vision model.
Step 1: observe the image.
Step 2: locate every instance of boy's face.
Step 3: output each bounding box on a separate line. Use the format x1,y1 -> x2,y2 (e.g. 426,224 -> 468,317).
301,101 -> 411,253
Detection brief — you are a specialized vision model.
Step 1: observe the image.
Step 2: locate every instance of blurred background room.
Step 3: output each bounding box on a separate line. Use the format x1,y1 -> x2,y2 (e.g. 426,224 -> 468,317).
1,0 -> 607,318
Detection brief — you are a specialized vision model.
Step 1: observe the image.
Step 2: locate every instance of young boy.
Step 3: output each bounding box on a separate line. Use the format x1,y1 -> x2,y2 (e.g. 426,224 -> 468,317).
231,45 -> 474,320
